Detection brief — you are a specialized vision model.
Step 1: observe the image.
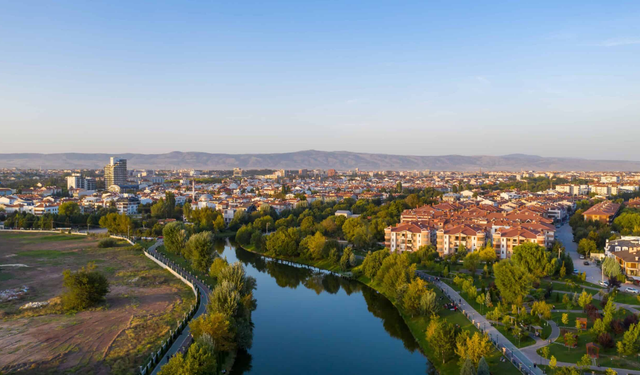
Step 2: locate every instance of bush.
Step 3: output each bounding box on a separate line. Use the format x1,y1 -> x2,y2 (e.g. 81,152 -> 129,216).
98,238 -> 117,248
610,319 -> 625,334
624,314 -> 639,329
62,263 -> 110,311
597,332 -> 615,348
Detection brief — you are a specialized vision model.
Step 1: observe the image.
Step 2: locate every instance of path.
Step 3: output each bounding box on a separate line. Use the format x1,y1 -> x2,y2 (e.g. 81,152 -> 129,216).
146,240 -> 212,375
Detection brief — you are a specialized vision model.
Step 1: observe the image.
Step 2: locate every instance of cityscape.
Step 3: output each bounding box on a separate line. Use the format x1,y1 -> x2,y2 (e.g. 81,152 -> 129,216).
2,1 -> 640,375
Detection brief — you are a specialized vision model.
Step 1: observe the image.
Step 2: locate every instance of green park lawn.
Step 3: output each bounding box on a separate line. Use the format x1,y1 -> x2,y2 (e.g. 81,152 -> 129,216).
494,324 -> 536,348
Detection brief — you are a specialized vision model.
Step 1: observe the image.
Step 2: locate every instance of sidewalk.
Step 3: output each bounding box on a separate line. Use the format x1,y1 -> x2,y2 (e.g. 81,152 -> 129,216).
147,241 -> 212,375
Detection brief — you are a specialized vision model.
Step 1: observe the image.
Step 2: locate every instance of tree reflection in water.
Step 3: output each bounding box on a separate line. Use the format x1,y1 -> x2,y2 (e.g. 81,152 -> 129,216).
230,242 -> 422,363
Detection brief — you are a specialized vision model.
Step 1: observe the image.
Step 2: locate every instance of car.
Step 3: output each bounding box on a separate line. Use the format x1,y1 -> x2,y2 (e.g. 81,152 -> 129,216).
574,269 -> 579,273
625,287 -> 639,294
599,280 -> 609,287
579,255 -> 585,259
583,261 -> 589,265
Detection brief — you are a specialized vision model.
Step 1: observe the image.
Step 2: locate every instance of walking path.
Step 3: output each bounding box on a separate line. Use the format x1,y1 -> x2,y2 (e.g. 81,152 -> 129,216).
146,240 -> 212,375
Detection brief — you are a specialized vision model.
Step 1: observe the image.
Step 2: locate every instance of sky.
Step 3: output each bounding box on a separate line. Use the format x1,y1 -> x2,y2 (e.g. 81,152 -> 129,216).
1,0 -> 639,159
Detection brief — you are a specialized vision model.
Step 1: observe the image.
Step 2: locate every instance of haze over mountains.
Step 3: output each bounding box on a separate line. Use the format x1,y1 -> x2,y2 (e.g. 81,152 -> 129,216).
1,151 -> 639,171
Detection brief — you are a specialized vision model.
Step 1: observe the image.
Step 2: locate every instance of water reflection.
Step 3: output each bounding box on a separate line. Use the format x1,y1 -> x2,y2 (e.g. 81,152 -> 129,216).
229,242 -> 422,356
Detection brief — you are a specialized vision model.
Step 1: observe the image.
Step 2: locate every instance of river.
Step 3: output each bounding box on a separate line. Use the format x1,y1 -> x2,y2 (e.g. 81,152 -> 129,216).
212,241 -> 431,375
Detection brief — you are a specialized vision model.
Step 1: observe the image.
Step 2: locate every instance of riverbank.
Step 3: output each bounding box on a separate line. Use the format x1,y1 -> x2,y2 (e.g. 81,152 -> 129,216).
153,245 -> 239,375
239,245 -> 520,375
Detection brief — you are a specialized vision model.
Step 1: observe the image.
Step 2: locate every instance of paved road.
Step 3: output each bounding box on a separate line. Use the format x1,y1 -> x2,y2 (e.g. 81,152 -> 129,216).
557,224 -> 603,285
147,240 -> 211,375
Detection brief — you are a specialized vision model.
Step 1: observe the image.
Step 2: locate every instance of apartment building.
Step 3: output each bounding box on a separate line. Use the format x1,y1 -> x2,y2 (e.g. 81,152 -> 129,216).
436,225 -> 486,256
493,227 -> 546,259
582,201 -> 621,223
66,173 -> 97,191
384,223 -> 433,253
556,184 -> 589,196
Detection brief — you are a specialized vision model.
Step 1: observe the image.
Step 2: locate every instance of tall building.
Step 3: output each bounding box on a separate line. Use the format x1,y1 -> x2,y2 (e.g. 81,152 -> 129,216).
104,157 -> 127,187
66,173 -> 84,190
66,173 -> 97,191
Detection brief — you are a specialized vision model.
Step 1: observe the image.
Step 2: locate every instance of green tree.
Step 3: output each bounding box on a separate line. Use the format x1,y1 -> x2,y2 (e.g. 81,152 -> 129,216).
605,368 -> 618,375
463,252 -> 481,274
185,231 -> 215,273
61,263 -> 110,311
512,242 -> 557,280
493,259 -> 531,304
425,317 -> 456,364
58,202 -> 81,216
577,353 -> 592,372
562,313 -> 569,325
531,300 -> 551,319
209,257 -> 228,278
307,232 -> 327,260
577,238 -> 597,257
617,323 -> 640,356
163,221 -> 187,255
420,289 -> 438,317
549,356 -> 557,371
602,256 -> 623,279
158,341 -> 216,375
455,332 -> 492,366
602,298 -> 616,329
403,278 -> 429,317
592,318 -> 606,336
460,358 -> 476,375
189,312 -> 236,352
361,249 -> 390,278
564,332 -> 576,350
478,244 -> 497,263
339,247 -> 354,271
476,357 -> 490,375
328,248 -> 339,264
578,289 -> 593,310
541,346 -> 550,359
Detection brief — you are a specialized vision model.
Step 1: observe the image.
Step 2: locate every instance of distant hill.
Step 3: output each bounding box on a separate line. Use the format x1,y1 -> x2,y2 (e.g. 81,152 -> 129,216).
1,150 -> 639,171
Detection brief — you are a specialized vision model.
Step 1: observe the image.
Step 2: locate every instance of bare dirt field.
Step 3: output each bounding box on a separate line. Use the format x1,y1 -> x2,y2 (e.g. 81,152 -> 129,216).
0,232 -> 195,375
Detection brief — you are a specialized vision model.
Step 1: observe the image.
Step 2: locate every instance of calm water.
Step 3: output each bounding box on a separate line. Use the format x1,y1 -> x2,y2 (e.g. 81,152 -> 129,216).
214,241 -> 431,375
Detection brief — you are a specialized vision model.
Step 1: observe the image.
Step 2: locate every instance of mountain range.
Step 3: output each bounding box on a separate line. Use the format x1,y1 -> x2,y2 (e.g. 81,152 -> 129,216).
0,151 -> 639,171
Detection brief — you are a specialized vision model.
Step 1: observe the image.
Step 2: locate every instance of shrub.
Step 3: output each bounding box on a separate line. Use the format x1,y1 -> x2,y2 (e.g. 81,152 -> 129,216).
98,238 -> 117,248
610,319 -> 625,334
624,314 -> 639,329
61,263 -> 110,311
597,332 -> 615,348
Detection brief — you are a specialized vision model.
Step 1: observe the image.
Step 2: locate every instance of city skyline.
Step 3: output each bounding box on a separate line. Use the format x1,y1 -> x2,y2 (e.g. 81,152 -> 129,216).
1,0 -> 640,158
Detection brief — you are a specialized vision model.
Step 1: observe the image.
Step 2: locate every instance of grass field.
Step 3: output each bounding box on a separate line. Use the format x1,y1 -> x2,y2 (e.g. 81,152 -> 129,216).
0,232 -> 195,375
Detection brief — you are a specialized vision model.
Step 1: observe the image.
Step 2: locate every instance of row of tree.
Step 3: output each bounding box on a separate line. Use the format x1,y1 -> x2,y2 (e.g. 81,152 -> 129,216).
160,261 -> 257,375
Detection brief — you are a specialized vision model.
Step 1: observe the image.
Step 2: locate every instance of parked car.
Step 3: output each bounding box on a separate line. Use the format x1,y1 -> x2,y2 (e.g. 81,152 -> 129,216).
583,261 -> 589,265
599,280 -> 609,287
574,269 -> 579,273
579,255 -> 585,259
625,287 -> 639,294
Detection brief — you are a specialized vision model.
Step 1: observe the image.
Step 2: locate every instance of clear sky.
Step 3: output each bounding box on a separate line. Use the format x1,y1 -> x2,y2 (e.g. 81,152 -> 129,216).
1,1 -> 639,159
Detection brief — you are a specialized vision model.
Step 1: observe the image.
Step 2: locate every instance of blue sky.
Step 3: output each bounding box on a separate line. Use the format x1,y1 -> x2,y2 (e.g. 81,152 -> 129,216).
1,1 -> 639,159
